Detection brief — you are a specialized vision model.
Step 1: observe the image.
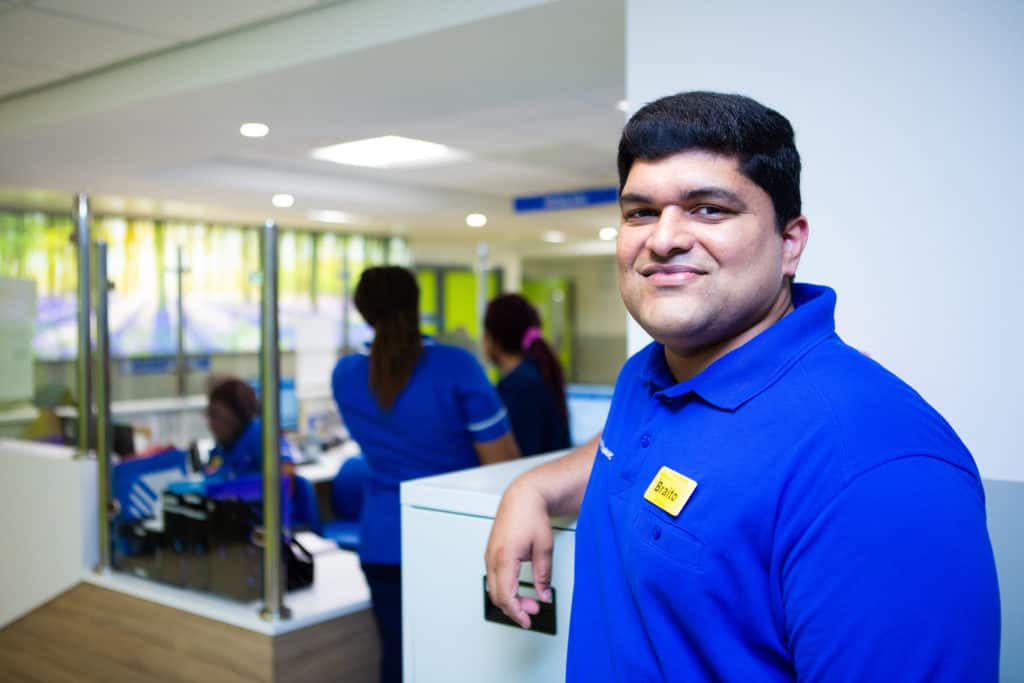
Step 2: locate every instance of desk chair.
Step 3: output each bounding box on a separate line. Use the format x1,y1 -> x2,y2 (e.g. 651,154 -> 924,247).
321,456 -> 368,551
290,475 -> 322,535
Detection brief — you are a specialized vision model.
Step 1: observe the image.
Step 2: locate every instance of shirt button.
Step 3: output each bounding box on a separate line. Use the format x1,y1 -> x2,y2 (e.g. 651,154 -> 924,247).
652,526 -> 662,541
640,434 -> 651,448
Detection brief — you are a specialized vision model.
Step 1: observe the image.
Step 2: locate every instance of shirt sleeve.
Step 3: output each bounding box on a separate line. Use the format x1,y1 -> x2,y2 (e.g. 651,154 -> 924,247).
278,435 -> 294,464
454,352 -> 511,443
783,456 -> 1001,682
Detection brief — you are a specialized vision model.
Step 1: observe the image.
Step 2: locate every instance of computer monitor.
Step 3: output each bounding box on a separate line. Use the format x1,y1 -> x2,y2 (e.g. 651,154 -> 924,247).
60,416 -> 136,456
247,377 -> 299,432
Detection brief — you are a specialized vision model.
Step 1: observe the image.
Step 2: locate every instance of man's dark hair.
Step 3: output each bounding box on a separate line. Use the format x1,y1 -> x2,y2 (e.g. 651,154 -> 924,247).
618,91 -> 802,231
354,266 -> 422,411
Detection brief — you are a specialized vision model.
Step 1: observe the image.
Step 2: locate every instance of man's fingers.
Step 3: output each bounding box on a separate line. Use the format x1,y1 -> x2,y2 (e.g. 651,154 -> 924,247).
532,538 -> 554,603
488,554 -> 533,627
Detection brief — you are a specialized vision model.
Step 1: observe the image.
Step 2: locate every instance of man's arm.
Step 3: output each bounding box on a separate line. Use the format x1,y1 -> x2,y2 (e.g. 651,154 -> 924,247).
784,456 -> 1000,681
484,433 -> 599,628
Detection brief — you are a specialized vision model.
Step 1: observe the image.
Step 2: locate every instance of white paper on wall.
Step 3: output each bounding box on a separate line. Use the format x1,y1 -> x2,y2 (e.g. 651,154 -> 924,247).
0,277 -> 37,403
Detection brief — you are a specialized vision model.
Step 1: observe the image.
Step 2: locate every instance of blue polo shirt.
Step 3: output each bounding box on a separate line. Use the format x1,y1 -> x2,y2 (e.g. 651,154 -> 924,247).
207,418 -> 293,482
498,358 -> 572,456
332,340 -> 511,565
568,284 -> 1000,682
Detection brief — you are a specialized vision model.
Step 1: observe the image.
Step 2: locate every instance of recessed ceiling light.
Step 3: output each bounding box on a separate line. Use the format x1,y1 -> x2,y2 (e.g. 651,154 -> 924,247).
466,213 -> 487,228
616,100 -> 630,113
542,230 -> 566,244
307,209 -> 353,224
599,226 -> 618,241
271,193 -> 294,208
310,135 -> 466,169
240,122 -> 269,138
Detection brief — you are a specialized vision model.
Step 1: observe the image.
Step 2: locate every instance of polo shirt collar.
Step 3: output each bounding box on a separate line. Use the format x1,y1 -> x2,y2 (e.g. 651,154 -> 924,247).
639,283 -> 837,411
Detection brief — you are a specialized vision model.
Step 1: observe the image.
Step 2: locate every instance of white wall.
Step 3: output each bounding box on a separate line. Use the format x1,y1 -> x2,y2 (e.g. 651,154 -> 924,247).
627,0 -> 1024,481
0,277 -> 36,403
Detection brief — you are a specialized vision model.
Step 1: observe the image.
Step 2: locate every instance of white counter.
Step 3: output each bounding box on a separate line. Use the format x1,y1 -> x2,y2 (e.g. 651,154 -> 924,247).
0,438 -> 98,629
401,451 -> 574,528
85,542 -> 371,637
401,452 -> 576,683
295,440 -> 362,485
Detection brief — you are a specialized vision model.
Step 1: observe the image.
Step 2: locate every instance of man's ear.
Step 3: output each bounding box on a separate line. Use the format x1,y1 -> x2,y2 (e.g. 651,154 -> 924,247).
781,215 -> 809,278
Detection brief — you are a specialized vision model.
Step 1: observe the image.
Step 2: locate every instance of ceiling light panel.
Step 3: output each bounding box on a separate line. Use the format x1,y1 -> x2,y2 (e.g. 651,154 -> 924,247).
272,193 -> 294,208
240,122 -> 269,138
307,209 -> 354,224
465,213 -> 487,228
311,135 -> 466,169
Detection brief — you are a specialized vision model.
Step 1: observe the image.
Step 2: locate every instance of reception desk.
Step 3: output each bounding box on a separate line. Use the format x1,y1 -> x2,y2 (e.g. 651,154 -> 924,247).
0,438 -> 378,682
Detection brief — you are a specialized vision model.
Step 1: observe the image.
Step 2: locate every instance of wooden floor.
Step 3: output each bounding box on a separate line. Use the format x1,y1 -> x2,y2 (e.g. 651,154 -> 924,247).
0,583 -> 380,682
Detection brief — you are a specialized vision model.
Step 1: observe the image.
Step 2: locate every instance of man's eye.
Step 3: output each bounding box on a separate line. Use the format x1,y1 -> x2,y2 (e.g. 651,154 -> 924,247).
694,205 -> 725,216
624,208 -> 657,220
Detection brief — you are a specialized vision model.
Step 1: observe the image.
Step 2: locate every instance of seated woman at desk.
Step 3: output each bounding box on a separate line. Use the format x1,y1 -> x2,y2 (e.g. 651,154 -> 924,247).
332,266 -> 520,683
205,377 -> 293,482
483,293 -> 572,456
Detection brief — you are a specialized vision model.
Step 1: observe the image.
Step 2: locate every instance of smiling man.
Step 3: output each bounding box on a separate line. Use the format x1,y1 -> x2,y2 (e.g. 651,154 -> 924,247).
485,92 -> 1000,681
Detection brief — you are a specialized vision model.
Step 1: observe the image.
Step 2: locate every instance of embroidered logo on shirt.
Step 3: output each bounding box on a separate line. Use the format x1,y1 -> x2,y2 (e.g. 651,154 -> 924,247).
598,439 -> 614,460
643,466 -> 698,517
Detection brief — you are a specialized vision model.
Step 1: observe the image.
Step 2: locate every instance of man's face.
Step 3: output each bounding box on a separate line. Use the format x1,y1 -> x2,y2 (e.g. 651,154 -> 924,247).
617,150 -> 806,354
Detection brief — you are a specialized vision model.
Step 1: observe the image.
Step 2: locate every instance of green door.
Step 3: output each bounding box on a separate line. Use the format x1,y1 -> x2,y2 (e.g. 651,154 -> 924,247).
416,269 -> 440,336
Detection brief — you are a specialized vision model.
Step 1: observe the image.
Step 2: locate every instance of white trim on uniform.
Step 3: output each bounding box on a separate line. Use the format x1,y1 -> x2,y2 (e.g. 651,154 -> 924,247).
467,406 -> 508,433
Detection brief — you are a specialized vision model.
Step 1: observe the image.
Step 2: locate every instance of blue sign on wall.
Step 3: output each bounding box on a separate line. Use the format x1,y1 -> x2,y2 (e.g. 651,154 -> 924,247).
119,356 -> 211,375
513,186 -> 618,213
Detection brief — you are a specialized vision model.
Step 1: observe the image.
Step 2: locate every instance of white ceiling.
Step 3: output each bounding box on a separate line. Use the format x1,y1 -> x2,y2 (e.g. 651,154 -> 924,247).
0,0 -> 329,97
0,0 -> 626,245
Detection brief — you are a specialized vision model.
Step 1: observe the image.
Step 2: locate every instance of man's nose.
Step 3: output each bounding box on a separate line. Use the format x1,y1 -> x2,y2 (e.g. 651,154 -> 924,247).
645,206 -> 695,257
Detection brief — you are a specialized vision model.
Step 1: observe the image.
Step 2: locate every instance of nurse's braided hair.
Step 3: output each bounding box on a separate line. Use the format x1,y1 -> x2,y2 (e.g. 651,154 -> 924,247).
354,266 -> 423,411
484,293 -> 568,421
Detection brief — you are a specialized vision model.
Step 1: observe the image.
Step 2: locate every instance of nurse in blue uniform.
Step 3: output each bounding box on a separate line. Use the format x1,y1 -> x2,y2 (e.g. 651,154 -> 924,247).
332,266 -> 520,683
483,293 -> 571,456
205,377 -> 293,482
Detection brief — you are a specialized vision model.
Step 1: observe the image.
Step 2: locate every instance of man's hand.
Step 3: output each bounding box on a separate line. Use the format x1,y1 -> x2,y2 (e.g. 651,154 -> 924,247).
485,480 -> 554,628
483,434 -> 600,628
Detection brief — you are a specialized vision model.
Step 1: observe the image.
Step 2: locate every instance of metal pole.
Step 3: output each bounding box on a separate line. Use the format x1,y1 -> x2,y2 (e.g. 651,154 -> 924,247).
259,220 -> 289,621
93,242 -> 113,572
175,246 -> 186,396
74,193 -> 92,456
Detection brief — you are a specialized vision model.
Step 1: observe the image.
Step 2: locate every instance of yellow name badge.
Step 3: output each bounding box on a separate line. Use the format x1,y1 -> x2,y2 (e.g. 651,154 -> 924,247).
643,466 -> 698,517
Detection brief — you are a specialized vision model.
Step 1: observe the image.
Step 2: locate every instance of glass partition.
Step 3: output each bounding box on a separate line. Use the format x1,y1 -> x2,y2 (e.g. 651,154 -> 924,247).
1,206 -> 405,607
